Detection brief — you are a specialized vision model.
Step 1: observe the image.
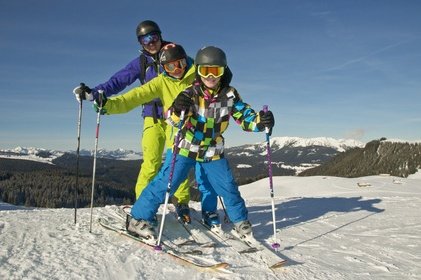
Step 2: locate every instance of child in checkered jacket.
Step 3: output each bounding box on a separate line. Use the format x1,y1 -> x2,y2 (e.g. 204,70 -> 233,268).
129,46 -> 275,240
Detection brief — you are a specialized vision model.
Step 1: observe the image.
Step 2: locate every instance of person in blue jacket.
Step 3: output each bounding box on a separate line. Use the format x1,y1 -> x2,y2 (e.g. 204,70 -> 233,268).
72,20 -> 202,223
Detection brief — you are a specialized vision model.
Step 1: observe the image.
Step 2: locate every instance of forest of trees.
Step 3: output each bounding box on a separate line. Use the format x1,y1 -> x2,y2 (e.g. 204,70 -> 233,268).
0,169 -> 133,208
300,140 -> 421,178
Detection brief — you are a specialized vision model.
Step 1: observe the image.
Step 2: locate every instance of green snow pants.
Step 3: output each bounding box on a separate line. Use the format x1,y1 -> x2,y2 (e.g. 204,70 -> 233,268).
134,116 -> 190,204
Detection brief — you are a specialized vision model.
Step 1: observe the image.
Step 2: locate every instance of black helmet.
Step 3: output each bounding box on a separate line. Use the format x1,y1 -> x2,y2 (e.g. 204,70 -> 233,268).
159,43 -> 187,64
136,20 -> 161,37
195,46 -> 227,66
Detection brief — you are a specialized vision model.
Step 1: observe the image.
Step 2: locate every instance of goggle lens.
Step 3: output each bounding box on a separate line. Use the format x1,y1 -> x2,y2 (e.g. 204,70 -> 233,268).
139,33 -> 160,45
163,58 -> 187,73
198,65 -> 225,78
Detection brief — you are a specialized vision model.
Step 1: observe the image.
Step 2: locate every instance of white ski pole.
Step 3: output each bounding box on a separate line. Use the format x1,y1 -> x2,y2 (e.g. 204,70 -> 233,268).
72,83 -> 86,225
155,110 -> 185,251
89,90 -> 104,233
263,105 -> 280,250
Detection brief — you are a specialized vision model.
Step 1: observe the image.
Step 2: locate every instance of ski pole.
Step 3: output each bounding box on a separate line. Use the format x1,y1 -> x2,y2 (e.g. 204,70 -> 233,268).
72,83 -> 86,224
74,94 -> 82,224
263,105 -> 280,250
218,196 -> 230,224
89,90 -> 104,233
155,110 -> 185,251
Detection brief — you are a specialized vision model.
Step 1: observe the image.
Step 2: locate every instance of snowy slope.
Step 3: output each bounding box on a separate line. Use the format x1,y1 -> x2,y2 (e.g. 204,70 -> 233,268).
1,174 -> 421,280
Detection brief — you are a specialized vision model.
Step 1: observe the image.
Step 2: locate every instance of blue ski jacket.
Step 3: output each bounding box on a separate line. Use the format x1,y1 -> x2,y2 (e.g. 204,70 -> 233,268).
92,50 -> 164,119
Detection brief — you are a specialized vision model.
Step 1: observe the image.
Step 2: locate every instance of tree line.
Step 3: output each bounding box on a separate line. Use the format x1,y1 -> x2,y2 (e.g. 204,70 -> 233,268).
0,169 -> 133,208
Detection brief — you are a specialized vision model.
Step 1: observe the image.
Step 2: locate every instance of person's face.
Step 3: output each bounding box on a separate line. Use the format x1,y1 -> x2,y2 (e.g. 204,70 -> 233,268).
163,58 -> 187,79
201,75 -> 221,89
139,33 -> 162,54
197,65 -> 224,89
168,68 -> 185,79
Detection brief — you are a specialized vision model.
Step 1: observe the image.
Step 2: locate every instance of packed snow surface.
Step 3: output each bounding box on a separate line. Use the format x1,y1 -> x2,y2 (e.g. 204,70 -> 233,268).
1,173 -> 421,279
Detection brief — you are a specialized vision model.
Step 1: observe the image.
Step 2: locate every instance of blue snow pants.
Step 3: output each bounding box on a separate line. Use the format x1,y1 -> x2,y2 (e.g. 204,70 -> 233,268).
131,151 -> 248,223
195,164 -> 218,213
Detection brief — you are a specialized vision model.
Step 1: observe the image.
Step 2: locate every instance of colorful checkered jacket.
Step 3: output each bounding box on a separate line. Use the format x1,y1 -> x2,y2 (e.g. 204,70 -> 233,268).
166,81 -> 265,162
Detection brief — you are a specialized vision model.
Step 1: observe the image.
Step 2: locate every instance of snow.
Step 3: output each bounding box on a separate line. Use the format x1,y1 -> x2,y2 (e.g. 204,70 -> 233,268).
237,164 -> 252,168
1,174 -> 421,279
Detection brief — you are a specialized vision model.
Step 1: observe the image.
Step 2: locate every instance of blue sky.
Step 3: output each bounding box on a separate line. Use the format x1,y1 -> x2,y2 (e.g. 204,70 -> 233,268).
1,0 -> 420,151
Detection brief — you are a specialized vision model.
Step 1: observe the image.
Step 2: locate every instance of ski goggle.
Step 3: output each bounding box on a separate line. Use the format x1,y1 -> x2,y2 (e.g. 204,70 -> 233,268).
163,58 -> 187,73
197,65 -> 225,78
138,33 -> 160,45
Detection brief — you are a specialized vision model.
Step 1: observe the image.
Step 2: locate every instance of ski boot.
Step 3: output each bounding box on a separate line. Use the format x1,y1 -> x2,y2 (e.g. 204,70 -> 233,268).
232,220 -> 255,243
202,211 -> 221,227
202,211 -> 226,235
150,215 -> 158,227
176,204 -> 191,224
126,216 -> 157,243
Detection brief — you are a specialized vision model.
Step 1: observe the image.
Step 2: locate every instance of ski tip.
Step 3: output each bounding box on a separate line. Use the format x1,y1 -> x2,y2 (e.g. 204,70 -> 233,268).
208,262 -> 230,271
269,260 -> 287,269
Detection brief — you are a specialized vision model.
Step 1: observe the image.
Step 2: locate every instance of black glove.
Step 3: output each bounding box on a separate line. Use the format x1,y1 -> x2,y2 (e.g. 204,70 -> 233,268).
258,110 -> 275,130
173,92 -> 193,114
93,90 -> 108,114
73,83 -> 94,102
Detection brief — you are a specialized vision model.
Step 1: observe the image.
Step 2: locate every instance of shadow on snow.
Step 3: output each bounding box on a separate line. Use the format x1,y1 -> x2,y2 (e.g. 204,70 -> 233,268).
243,196 -> 384,264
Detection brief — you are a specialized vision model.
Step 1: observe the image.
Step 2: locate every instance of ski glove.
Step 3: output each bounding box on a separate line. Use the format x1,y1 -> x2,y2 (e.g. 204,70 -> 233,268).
93,90 -> 108,115
73,83 -> 94,103
173,92 -> 193,115
257,110 -> 275,130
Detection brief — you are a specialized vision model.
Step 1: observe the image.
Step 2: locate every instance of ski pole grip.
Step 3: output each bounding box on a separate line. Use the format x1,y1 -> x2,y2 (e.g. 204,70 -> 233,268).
262,105 -> 270,134
263,105 -> 268,113
97,90 -> 104,108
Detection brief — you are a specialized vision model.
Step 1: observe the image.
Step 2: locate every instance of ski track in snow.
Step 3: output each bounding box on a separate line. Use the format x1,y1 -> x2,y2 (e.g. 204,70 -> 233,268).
1,175 -> 421,279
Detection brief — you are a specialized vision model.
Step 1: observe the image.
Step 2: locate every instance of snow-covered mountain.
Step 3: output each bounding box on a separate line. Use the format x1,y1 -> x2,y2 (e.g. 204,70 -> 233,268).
0,146 -> 142,162
266,136 -> 364,152
225,136 -> 365,177
0,136 -> 364,165
0,147 -> 65,164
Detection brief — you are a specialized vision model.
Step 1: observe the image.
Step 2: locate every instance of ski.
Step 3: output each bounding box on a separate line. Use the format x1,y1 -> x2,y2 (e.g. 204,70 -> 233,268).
112,205 -> 215,248
189,210 -> 287,269
167,205 -> 219,248
98,217 -> 230,271
102,205 -> 286,269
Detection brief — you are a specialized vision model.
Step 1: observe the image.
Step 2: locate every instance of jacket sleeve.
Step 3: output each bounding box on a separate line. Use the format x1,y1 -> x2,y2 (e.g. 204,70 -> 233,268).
102,76 -> 161,115
92,57 -> 140,99
230,89 -> 262,132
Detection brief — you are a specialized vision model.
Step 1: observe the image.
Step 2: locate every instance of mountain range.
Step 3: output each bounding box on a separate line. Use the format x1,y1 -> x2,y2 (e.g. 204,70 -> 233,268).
2,136 -> 421,209
0,136 -> 364,176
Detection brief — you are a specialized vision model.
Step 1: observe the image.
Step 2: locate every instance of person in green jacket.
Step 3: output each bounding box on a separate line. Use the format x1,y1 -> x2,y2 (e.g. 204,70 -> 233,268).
94,43 -> 218,224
